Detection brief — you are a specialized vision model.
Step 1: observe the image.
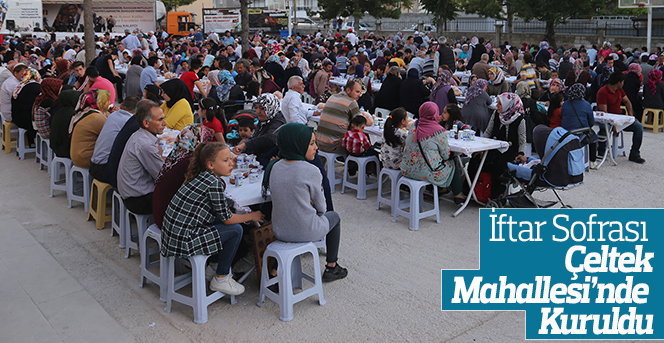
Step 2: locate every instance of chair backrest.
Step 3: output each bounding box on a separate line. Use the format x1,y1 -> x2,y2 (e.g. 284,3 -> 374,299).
374,107 -> 390,118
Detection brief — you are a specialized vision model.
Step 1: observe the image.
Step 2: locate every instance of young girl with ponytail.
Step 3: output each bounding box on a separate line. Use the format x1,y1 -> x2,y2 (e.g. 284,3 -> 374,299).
161,142 -> 264,295
200,97 -> 226,143
380,107 -> 409,170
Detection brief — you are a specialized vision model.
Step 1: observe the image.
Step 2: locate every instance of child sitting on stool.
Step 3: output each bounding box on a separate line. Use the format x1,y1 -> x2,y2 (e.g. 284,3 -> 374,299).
342,115 -> 378,175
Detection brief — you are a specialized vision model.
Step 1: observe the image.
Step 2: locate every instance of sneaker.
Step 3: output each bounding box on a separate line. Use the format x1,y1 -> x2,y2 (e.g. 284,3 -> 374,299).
629,156 -> 646,164
589,161 -> 599,170
322,264 -> 348,282
209,275 -> 245,295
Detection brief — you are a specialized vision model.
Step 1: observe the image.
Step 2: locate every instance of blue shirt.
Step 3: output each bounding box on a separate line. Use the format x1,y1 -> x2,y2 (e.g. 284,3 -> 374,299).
122,34 -> 141,51
140,66 -> 159,90
223,36 -> 235,46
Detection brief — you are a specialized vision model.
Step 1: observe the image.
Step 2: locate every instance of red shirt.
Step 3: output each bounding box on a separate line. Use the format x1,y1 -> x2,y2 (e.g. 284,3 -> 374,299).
203,117 -> 224,140
596,85 -> 626,115
179,71 -> 199,99
549,108 -> 562,128
342,128 -> 371,154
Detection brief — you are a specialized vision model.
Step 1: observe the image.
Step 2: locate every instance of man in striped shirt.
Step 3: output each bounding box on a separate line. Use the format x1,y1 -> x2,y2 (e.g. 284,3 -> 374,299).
316,79 -> 363,154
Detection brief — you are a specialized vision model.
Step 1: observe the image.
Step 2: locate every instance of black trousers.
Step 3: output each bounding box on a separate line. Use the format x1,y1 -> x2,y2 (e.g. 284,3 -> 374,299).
123,192 -> 153,215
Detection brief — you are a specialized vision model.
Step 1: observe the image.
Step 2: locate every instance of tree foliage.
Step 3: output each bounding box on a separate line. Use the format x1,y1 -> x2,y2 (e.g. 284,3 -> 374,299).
165,0 -> 197,10
460,0 -> 504,19
420,0 -> 459,26
318,0 -> 411,21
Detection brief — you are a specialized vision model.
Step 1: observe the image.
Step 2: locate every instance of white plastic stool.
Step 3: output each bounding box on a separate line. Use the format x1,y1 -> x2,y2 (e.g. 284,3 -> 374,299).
50,157 -> 72,197
35,134 -> 42,164
376,168 -> 402,216
17,128 -> 36,160
111,190 -> 127,249
67,166 -> 92,212
164,255 -> 237,324
393,177 -> 441,231
583,144 -> 590,171
140,224 -> 168,302
38,138 -> 52,170
341,155 -> 379,200
317,151 -> 345,193
257,241 -> 325,322
124,210 -> 154,258
612,131 -> 626,159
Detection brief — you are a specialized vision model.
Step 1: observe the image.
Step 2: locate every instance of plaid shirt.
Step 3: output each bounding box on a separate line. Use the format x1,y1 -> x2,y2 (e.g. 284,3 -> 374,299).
161,170 -> 232,258
342,129 -> 371,154
33,106 -> 51,140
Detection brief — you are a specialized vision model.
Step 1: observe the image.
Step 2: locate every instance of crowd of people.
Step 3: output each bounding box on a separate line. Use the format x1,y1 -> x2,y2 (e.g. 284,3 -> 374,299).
0,26 -> 654,297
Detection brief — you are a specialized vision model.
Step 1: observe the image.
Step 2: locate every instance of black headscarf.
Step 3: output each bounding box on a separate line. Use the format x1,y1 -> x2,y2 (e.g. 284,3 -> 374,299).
160,79 -> 193,109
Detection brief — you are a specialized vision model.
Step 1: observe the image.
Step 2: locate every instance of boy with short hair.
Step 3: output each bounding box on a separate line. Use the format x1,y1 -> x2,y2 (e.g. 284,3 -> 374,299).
237,117 -> 255,145
180,58 -> 208,99
342,115 -> 376,157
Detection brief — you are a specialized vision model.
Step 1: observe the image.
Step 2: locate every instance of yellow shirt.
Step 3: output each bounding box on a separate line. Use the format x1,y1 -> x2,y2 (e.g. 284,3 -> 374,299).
161,98 -> 193,130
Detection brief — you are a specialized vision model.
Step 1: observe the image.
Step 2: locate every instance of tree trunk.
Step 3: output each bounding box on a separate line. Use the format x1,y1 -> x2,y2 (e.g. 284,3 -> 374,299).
353,14 -> 361,33
241,0 -> 249,53
545,20 -> 556,52
84,0 -> 95,65
506,2 -> 513,34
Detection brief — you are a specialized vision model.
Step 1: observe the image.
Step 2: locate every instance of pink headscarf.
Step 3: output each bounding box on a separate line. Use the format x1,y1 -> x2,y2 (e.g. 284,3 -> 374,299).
415,102 -> 444,142
628,63 -> 642,75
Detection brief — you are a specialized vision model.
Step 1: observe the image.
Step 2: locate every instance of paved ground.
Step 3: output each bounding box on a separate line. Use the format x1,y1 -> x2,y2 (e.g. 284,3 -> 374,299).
1,129 -> 662,342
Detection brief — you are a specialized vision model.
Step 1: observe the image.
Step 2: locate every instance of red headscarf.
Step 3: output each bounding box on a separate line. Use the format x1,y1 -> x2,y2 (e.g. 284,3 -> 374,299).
34,78 -> 63,110
647,69 -> 662,96
55,59 -> 70,82
415,102 -> 444,142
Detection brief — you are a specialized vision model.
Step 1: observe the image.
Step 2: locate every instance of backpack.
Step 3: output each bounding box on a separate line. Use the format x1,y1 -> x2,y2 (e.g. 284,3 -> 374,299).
474,172 -> 492,203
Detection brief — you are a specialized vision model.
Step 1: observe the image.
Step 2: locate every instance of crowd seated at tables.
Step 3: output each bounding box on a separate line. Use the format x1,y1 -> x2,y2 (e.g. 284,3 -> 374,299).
0,28 -> 656,301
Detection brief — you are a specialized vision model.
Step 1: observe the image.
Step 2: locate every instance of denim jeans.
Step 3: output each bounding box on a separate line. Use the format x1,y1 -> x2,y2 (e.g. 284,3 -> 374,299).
597,120 -> 643,158
211,222 -> 243,276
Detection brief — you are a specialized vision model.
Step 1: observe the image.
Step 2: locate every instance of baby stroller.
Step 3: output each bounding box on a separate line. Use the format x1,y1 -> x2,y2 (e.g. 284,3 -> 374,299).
487,125 -> 592,208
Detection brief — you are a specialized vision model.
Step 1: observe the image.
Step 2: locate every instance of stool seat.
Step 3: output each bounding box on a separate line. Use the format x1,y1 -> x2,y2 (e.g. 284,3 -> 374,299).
376,168 -> 402,217
87,179 -> 113,229
257,241 -> 325,322
17,128 -> 36,160
341,155 -> 379,200
393,176 -> 441,231
164,254 -> 237,324
67,166 -> 92,212
140,224 -> 168,302
642,108 -> 664,133
318,151 -> 345,193
36,138 -> 53,170
124,210 -> 154,258
50,157 -> 73,197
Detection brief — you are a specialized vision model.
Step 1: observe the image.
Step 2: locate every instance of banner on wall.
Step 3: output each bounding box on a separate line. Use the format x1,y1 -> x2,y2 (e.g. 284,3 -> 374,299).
42,3 -> 155,33
2,0 -> 43,31
202,8 -> 239,33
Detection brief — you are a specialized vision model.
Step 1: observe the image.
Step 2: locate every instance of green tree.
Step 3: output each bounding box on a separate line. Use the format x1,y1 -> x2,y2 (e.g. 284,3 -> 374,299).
165,0 -> 197,10
318,0 -> 411,32
509,0 -> 603,48
420,0 -> 459,33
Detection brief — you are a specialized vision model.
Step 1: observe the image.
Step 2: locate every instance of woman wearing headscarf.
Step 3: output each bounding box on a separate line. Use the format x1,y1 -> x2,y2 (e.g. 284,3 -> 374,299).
564,59 -> 591,88
354,64 -> 373,110
373,49 -> 387,70
160,79 -> 194,130
211,69 -> 244,117
535,41 -> 551,66
538,77 -> 565,103
143,84 -> 163,104
429,70 -> 457,115
263,123 -> 348,281
643,69 -> 664,111
461,79 -> 492,134
561,83 -> 598,168
69,90 -> 109,168
125,56 -> 144,98
400,102 -> 465,205
399,68 -> 431,118
373,66 -> 402,111
11,68 -> 42,144
467,37 -> 487,70
152,124 -> 215,229
515,82 -> 546,142
623,63 -> 643,119
32,78 -> 63,140
264,54 -> 286,90
486,66 -> 510,96
55,59 -> 71,83
480,92 -> 528,199
49,89 -> 82,158
232,93 -> 286,163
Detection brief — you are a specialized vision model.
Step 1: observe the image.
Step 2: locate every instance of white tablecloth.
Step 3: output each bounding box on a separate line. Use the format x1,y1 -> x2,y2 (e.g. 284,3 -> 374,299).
594,112 -> 635,132
221,175 -> 269,207
448,136 -> 509,156
330,76 -> 381,92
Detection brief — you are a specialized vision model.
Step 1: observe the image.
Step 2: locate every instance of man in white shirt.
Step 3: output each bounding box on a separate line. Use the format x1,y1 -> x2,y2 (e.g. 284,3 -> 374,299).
281,76 -> 320,124
346,28 -> 359,46
277,51 -> 289,70
63,45 -> 79,61
0,64 -> 28,123
148,31 -> 158,51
